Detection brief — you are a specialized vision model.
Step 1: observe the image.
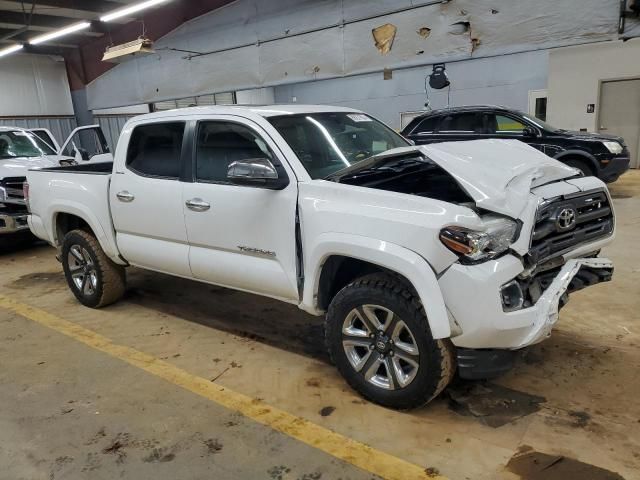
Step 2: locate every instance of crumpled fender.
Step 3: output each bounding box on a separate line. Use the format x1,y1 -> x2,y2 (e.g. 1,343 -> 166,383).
301,232 -> 452,339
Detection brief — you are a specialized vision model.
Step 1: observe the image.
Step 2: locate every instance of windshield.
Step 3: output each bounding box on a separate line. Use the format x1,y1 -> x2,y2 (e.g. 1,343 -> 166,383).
268,112 -> 409,179
0,130 -> 56,159
520,112 -> 560,132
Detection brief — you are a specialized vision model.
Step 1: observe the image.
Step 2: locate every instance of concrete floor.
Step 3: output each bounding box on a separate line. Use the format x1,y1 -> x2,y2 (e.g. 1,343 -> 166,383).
1,171 -> 639,480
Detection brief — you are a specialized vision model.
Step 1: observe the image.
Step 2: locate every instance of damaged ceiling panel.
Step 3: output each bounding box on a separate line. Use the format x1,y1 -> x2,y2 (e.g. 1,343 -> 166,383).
87,0 -> 637,109
259,26 -> 344,84
344,6 -> 471,74
372,23 -> 398,54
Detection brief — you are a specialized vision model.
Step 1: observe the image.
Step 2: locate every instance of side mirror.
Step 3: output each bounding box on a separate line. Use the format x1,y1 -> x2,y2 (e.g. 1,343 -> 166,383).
227,158 -> 289,190
523,126 -> 538,138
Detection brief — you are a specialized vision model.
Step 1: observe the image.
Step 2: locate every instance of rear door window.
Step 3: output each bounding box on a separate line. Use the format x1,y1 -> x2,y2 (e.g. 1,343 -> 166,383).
439,113 -> 480,133
412,116 -> 439,134
126,122 -> 185,179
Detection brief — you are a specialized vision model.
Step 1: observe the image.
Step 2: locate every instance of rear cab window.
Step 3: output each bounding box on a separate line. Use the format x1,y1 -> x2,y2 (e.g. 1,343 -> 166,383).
125,122 -> 185,179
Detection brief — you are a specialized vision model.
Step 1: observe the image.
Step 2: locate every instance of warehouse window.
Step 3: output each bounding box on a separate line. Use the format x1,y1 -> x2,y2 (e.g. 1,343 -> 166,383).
152,92 -> 237,111
195,121 -> 274,184
126,122 -> 185,179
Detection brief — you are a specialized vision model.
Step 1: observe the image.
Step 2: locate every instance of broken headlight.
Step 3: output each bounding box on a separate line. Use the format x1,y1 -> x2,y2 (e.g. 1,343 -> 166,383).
439,218 -> 518,263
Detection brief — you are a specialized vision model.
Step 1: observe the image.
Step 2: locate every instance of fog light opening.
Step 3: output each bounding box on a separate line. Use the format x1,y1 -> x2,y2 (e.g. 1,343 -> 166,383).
501,280 -> 524,312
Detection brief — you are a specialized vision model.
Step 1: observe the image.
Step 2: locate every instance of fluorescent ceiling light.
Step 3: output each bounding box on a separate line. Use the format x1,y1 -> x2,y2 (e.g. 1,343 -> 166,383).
29,22 -> 90,45
0,44 -> 23,58
100,0 -> 171,22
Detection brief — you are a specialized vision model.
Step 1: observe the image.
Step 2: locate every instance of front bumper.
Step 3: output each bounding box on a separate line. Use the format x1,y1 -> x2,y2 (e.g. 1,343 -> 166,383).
439,255 -> 613,350
0,210 -> 30,235
599,155 -> 630,183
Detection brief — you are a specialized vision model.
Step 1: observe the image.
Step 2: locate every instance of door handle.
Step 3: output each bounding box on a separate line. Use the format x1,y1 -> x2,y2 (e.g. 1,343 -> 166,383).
116,191 -> 135,202
186,198 -> 211,212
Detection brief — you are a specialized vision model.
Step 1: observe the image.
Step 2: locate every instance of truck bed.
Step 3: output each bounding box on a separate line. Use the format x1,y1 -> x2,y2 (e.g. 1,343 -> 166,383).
26,162 -> 122,261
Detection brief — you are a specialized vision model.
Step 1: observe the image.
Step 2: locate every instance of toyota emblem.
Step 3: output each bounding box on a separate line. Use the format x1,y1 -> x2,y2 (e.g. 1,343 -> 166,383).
556,207 -> 577,231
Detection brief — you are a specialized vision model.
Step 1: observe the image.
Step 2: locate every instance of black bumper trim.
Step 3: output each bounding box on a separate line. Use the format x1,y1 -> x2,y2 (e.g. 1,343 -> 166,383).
456,348 -> 517,380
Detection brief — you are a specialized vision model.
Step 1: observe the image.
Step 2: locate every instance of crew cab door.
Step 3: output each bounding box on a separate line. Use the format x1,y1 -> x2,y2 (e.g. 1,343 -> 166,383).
60,125 -> 114,163
110,121 -> 191,278
182,117 -> 299,302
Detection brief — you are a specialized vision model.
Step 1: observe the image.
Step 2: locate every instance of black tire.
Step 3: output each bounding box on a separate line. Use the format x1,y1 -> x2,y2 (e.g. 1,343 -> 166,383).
325,274 -> 456,410
564,158 -> 595,177
61,229 -> 126,308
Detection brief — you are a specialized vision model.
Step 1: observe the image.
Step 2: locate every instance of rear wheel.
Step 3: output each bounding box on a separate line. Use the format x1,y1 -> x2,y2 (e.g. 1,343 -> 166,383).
61,229 -> 126,308
564,158 -> 594,177
325,274 -> 455,409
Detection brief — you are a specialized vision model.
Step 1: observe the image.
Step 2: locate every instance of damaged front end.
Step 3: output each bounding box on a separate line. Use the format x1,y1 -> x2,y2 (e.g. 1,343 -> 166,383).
329,140 -> 615,372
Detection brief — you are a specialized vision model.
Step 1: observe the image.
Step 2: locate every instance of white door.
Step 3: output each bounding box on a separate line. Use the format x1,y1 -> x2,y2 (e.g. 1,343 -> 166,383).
599,79 -> 640,168
28,128 -> 60,151
60,125 -> 114,164
182,118 -> 300,302
110,121 -> 191,278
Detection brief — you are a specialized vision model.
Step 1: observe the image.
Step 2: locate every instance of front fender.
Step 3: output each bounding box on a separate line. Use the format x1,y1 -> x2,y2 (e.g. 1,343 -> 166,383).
554,149 -> 599,171
302,233 -> 452,339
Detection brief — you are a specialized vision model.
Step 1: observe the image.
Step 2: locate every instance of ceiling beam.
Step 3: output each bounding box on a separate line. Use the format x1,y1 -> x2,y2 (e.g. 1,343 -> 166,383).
0,11 -> 72,30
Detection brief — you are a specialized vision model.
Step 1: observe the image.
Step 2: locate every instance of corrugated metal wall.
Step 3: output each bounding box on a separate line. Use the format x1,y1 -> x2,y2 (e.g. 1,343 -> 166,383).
0,117 -> 77,146
95,115 -> 135,152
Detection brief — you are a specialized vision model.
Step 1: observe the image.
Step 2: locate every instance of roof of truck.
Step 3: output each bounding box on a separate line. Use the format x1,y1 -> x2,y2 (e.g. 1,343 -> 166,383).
131,104 -> 362,122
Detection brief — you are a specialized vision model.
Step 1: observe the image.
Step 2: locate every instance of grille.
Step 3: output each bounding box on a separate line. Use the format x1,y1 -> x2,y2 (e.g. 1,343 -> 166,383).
0,177 -> 26,203
528,189 -> 613,263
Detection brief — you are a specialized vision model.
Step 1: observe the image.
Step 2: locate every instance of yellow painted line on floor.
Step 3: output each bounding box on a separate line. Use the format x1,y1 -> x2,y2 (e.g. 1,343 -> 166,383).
0,295 -> 447,480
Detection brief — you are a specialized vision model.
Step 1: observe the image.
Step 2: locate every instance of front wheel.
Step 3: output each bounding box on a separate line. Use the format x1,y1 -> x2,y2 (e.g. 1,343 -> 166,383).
61,229 -> 126,308
325,275 -> 455,409
564,158 -> 594,177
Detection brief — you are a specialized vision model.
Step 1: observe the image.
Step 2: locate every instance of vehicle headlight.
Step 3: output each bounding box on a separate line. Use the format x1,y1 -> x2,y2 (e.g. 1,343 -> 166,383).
439,218 -> 518,263
602,141 -> 623,155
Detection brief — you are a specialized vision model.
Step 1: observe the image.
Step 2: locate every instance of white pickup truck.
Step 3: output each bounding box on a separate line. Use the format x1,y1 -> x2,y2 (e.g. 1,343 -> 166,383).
1,125 -> 112,244
25,105 -> 615,409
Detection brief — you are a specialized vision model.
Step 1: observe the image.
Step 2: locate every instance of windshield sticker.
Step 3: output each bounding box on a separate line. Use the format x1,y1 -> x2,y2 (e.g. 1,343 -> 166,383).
347,114 -> 372,122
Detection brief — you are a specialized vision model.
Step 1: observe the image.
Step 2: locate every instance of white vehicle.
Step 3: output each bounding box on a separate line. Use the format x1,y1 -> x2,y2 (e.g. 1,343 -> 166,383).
0,125 -> 113,242
25,106 -> 615,408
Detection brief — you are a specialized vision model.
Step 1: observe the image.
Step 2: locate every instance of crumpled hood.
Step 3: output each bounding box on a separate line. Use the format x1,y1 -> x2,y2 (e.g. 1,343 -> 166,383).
335,139 -> 580,218
420,139 -> 580,216
0,155 -> 69,177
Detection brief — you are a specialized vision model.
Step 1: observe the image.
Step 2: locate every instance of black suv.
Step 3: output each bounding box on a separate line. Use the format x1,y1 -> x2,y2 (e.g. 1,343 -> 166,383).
401,105 -> 630,183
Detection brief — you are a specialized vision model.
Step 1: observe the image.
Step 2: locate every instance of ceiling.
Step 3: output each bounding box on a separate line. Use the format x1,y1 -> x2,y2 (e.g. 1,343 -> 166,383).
0,0 -> 236,88
0,1 -> 150,52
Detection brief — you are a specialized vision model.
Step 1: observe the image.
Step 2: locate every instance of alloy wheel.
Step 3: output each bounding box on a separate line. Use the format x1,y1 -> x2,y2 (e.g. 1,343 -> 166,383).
67,244 -> 98,297
341,304 -> 420,390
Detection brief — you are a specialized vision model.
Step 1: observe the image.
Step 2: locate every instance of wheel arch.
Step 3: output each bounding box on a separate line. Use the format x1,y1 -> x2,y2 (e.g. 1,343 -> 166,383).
303,233 -> 452,339
554,150 -> 599,172
49,205 -> 123,265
